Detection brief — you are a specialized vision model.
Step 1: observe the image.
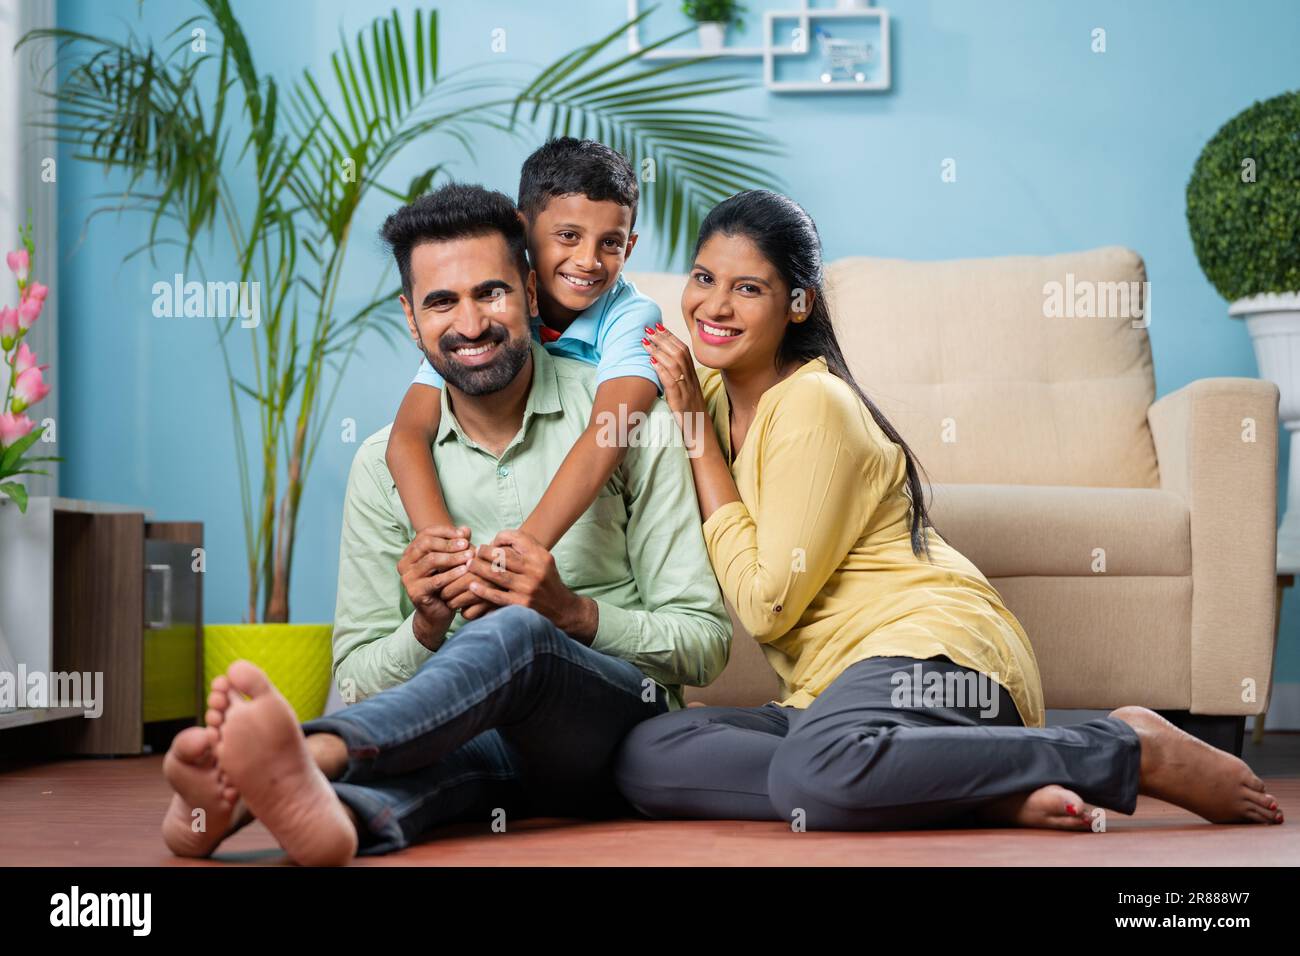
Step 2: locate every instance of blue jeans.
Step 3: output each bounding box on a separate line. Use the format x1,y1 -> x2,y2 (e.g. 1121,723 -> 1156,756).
300,605 -> 667,854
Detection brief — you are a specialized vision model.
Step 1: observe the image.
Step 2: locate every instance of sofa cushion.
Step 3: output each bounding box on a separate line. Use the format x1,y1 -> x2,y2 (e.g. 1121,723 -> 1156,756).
926,483 -> 1190,577
993,575 -> 1192,710
823,247 -> 1160,487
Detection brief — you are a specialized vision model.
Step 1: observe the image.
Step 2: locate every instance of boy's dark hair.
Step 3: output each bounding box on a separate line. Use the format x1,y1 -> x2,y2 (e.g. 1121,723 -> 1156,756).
517,137 -> 639,229
379,183 -> 530,300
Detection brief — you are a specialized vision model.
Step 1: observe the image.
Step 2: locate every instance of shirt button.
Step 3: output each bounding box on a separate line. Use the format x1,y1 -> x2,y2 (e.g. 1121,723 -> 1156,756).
497,465 -> 510,478
773,604 -> 783,612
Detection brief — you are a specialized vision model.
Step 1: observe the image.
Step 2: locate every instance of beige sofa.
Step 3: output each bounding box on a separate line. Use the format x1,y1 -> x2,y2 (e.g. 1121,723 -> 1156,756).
627,246 -> 1280,754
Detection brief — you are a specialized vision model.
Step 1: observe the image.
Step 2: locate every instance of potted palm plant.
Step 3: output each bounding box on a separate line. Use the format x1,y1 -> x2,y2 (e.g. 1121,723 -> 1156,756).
24,1 -> 781,719
1186,90 -> 1300,570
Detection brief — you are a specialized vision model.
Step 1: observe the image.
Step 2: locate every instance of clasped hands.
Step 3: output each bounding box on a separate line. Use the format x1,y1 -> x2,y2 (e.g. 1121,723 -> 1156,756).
397,524 -> 597,651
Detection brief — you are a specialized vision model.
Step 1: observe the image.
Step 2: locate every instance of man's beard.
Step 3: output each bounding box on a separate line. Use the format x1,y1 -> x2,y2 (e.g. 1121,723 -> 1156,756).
424,325 -> 531,396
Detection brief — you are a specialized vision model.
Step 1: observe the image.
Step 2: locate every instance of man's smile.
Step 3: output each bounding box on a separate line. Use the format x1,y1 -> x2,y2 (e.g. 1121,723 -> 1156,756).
450,339 -> 502,366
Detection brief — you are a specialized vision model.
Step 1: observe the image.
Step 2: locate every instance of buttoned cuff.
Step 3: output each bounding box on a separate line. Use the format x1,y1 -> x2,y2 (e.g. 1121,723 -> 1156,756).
388,612 -> 434,680
590,599 -> 641,661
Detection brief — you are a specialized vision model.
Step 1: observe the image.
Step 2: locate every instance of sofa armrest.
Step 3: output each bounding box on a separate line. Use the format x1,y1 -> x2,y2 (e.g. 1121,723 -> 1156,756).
1147,377 -> 1279,715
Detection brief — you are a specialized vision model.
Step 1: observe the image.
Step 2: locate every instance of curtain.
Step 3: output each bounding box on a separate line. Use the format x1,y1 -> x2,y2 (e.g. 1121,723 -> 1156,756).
0,0 -> 58,498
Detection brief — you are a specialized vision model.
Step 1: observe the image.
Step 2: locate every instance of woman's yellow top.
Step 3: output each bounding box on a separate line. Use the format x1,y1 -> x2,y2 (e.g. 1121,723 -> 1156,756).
698,356 -> 1046,728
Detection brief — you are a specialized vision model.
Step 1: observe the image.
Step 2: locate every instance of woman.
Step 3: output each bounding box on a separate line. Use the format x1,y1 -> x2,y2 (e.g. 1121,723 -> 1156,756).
615,189 -> 1283,831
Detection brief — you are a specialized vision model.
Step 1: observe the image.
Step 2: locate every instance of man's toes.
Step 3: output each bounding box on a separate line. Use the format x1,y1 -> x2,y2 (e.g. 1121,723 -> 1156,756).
211,675 -> 230,696
170,726 -> 211,763
205,707 -> 226,728
226,659 -> 276,699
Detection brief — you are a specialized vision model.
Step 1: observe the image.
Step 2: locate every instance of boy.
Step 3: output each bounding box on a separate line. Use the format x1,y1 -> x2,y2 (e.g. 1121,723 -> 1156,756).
386,138 -> 663,621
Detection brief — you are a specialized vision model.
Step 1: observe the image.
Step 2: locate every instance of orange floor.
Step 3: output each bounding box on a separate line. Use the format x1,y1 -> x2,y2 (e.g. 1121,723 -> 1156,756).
1,739 -> 1298,866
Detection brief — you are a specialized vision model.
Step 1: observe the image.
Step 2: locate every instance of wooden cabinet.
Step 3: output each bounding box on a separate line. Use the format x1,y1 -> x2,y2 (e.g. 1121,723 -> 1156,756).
0,499 -> 203,756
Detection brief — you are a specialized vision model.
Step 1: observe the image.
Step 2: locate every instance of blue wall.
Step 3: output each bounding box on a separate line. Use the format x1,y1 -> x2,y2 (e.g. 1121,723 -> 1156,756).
53,1 -> 1300,678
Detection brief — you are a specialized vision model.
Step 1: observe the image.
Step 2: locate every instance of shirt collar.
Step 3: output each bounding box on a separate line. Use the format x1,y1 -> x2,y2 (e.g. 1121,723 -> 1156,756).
435,339 -> 562,448
537,274 -> 625,346
794,355 -> 829,377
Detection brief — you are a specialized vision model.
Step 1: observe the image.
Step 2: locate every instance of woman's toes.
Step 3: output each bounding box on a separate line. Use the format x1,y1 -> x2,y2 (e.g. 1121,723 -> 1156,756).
1244,804 -> 1273,825
1243,789 -> 1274,811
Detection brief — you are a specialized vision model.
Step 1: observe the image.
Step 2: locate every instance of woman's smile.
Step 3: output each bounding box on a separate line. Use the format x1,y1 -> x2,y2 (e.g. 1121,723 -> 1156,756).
696,320 -> 743,344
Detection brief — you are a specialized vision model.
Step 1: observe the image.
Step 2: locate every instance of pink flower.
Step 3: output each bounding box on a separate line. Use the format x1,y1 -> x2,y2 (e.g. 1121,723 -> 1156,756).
14,342 -> 37,375
17,294 -> 41,329
5,249 -> 29,282
0,307 -> 17,350
23,282 -> 47,303
0,411 -> 34,448
11,364 -> 50,412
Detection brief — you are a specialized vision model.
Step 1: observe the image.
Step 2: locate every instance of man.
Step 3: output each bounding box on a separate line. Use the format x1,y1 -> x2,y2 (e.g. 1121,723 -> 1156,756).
160,184 -> 730,864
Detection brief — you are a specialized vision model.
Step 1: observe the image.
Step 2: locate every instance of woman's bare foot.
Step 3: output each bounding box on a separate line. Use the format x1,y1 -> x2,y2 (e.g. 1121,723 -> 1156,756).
161,726 -> 249,857
976,784 -> 1096,831
216,660 -> 358,866
1109,706 -> 1283,825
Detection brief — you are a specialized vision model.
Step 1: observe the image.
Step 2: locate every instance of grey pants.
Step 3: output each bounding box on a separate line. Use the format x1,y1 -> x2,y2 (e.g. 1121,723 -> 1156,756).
613,655 -> 1143,830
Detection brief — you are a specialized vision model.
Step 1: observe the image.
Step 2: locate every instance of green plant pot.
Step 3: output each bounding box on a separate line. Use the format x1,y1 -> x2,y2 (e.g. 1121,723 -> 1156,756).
204,623 -> 334,722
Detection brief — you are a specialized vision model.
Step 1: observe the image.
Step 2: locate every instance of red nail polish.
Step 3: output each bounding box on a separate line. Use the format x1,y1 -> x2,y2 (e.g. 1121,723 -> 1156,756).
644,326 -> 654,334
650,357 -> 657,364
641,337 -> 650,346
1066,803 -> 1077,815
656,322 -> 665,331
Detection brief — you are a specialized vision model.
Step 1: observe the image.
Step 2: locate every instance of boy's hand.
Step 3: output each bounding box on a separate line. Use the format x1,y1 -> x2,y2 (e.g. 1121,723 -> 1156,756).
398,524 -> 473,650
457,529 -> 598,642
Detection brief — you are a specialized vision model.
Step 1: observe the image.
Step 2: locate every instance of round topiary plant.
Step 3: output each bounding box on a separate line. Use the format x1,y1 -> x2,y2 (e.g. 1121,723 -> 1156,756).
1186,90 -> 1300,303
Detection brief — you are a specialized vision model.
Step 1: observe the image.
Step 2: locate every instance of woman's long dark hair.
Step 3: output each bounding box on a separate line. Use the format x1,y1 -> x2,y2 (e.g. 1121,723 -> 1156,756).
695,189 -> 938,561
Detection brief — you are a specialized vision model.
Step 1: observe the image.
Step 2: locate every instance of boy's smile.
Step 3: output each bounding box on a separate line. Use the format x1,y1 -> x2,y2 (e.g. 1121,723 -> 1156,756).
527,192 -> 637,325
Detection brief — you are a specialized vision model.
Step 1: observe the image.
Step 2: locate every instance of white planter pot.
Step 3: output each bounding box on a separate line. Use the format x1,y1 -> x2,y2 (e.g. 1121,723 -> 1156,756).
1231,291 -> 1300,571
697,22 -> 727,52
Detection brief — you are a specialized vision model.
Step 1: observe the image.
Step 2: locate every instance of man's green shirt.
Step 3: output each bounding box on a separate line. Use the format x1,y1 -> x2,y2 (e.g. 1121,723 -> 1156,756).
332,340 -> 731,710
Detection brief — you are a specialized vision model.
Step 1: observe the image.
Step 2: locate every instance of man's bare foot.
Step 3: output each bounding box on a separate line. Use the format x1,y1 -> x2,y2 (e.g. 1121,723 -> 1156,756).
161,726 -> 248,857
216,660 -> 358,866
975,784 -> 1096,831
1109,706 -> 1283,825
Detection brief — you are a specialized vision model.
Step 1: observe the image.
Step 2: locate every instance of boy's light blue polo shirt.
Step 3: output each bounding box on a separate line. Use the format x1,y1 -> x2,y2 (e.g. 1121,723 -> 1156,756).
411,274 -> 662,393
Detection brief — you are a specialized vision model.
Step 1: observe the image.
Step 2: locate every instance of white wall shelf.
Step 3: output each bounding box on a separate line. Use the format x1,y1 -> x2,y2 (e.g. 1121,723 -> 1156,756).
627,0 -> 891,92
765,7 -> 891,92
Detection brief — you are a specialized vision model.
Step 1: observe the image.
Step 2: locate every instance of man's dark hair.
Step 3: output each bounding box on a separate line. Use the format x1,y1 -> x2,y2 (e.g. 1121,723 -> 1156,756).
379,183 -> 530,300
517,137 -> 639,229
